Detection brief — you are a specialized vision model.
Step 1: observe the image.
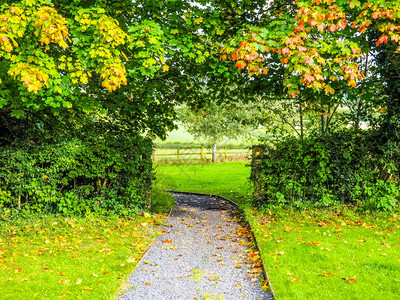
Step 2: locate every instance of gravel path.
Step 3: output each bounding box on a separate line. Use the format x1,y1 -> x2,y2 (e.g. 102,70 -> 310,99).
121,193 -> 273,300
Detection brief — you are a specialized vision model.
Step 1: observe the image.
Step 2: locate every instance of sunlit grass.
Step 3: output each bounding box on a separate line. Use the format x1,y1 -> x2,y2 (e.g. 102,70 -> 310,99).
0,214 -> 163,299
247,207 -> 400,299
155,162 -> 252,203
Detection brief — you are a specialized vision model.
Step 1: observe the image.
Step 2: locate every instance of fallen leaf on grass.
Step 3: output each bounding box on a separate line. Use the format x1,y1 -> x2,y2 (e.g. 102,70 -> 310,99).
59,279 -> 70,285
76,279 -> 82,284
348,278 -> 357,284
311,241 -> 321,246
342,277 -> 357,283
80,287 -> 93,291
261,279 -> 269,287
321,273 -> 332,277
127,257 -> 135,263
291,278 -> 301,282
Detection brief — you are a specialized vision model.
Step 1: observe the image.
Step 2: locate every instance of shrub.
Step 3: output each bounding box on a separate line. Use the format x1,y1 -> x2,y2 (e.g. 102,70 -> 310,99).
252,129 -> 399,211
0,128 -> 153,216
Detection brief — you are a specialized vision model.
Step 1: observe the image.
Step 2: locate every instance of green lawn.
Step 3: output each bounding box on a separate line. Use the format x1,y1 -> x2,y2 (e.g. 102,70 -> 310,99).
155,162 -> 252,203
156,162 -> 400,300
0,214 -> 163,299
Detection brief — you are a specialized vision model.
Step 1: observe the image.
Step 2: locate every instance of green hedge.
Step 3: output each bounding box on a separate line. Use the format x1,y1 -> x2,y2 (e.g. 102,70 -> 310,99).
253,130 -> 399,211
0,133 -> 153,216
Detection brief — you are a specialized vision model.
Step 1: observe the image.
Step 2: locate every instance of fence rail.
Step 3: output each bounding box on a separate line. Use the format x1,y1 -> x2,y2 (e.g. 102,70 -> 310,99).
153,146 -> 251,162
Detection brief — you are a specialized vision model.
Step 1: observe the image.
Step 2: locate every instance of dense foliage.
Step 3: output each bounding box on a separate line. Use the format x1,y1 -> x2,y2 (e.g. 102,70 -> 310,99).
253,130 -> 399,211
0,110 -> 153,216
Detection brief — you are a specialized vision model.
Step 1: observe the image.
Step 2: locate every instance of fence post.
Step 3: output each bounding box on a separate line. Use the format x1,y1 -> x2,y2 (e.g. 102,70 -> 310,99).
177,147 -> 180,160
200,146 -> 204,160
224,147 -> 227,161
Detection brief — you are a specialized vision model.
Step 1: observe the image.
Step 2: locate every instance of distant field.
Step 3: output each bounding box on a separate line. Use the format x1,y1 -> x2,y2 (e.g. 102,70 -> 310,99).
154,124 -> 264,148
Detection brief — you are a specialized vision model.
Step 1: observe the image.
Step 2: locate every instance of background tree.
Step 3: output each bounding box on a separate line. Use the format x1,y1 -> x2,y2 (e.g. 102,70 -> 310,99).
179,98 -> 261,162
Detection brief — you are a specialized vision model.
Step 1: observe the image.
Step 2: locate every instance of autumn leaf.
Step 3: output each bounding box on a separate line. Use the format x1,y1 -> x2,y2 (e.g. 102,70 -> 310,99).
162,239 -> 173,243
127,257 -> 136,263
321,272 -> 332,277
144,282 -> 152,285
348,278 -> 357,284
235,265 -> 243,269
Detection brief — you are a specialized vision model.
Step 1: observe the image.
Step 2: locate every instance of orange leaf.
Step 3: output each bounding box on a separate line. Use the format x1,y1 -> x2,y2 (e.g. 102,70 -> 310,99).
282,47 -> 291,55
144,282 -> 152,285
162,239 -> 173,243
321,272 -> 332,277
311,241 -> 321,246
328,25 -> 336,32
348,278 -> 357,284
291,278 -> 301,282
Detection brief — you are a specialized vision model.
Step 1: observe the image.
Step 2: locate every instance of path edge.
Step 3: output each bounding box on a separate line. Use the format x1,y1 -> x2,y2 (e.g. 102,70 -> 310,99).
118,204 -> 176,299
166,189 -> 277,300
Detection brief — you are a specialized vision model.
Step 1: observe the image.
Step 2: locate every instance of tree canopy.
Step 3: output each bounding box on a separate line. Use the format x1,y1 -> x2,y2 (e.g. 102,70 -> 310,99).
0,0 -> 399,139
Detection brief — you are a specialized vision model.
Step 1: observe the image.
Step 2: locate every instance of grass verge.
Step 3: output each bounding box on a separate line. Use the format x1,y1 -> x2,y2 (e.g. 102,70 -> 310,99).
0,213 -> 164,299
156,162 -> 400,299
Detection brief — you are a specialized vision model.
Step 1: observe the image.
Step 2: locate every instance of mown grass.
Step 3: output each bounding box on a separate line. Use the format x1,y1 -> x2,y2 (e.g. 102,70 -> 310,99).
155,162 -> 252,203
156,162 -> 400,299
0,213 -> 164,299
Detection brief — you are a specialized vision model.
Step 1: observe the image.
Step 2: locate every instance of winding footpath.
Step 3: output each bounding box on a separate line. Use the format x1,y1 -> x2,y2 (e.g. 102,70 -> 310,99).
121,193 -> 272,300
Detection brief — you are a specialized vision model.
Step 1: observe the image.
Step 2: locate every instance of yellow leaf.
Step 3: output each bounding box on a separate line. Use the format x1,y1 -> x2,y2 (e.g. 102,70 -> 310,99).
162,65 -> 169,72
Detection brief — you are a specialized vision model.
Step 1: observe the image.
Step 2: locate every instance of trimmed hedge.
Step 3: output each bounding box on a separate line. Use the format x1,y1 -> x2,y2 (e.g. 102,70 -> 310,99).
253,130 -> 399,211
0,132 -> 153,216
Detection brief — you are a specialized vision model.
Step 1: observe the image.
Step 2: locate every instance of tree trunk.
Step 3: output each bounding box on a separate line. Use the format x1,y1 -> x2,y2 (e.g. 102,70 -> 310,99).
299,104 -> 304,140
212,142 -> 217,163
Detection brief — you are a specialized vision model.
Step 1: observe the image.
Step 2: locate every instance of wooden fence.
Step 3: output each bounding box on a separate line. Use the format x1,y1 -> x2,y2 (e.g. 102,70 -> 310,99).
153,146 -> 251,162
